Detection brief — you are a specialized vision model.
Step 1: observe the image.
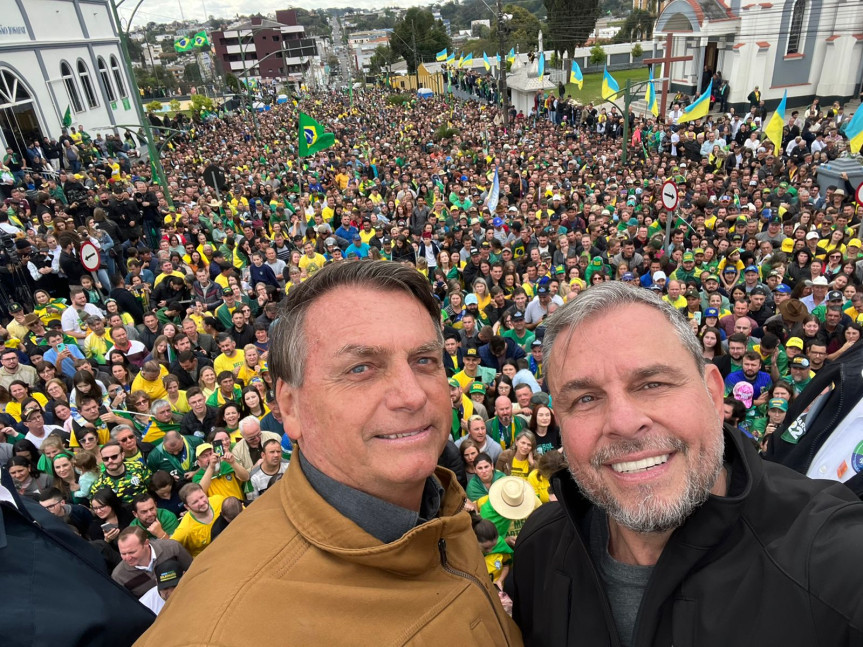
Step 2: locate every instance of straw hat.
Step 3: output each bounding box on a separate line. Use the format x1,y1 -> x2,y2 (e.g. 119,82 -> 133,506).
488,476 -> 537,520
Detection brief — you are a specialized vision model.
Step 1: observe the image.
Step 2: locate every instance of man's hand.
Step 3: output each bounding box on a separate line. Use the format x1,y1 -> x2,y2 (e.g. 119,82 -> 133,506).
147,519 -> 168,540
223,451 -> 236,465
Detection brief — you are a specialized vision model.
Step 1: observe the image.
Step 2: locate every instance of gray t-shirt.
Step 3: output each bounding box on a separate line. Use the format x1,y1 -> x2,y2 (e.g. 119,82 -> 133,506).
589,509 -> 654,647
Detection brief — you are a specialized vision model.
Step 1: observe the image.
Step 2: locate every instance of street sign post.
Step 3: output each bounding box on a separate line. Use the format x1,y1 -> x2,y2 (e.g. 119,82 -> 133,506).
661,179 -> 678,250
80,242 -> 100,272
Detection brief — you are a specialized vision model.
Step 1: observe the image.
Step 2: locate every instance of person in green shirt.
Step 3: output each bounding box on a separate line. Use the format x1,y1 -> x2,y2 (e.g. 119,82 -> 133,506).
501,312 -> 535,352
130,493 -> 180,539
146,431 -> 203,481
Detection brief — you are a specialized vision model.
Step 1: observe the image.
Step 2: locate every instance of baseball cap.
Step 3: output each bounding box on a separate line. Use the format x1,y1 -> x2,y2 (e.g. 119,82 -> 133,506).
448,377 -> 460,388
195,443 -> 214,458
682,252 -> 695,262
469,381 -> 486,395
785,337 -> 804,350
352,233 -> 362,240
684,288 -> 699,298
470,248 -> 480,256
531,339 -> 543,348
827,290 -> 843,301
849,238 -> 862,248
704,274 -> 719,282
790,356 -> 810,369
512,311 -> 525,321
773,283 -> 791,294
555,265 -> 566,275
492,217 -> 504,227
464,294 -> 479,306
622,272 -> 634,281
704,307 -> 719,318
806,231 -> 820,240
465,347 -> 479,357
536,285 -> 550,295
155,558 -> 185,591
744,265 -> 759,273
8,303 -> 22,314
324,237 -> 336,246
750,286 -> 768,297
222,287 -> 234,296
768,398 -> 789,412
653,271 -> 667,282
723,266 -> 737,274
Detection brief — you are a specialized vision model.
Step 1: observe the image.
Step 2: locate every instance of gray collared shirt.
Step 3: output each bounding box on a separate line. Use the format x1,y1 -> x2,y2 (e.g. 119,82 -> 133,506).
298,451 -> 444,544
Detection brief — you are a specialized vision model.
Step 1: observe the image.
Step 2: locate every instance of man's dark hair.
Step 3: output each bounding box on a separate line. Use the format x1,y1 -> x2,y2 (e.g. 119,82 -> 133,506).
131,492 -> 156,513
742,350 -> 762,363
760,333 -> 779,351
177,350 -> 195,363
728,333 -> 749,346
186,386 -> 202,400
38,487 -> 63,503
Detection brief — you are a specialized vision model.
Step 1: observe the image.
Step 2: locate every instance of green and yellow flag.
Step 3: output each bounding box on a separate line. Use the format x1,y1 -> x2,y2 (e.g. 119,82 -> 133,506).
298,112 -> 335,157
174,36 -> 192,52
194,31 -> 210,48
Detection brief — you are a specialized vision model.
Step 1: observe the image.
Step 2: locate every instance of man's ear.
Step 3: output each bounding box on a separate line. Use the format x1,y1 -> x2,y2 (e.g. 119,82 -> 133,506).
275,378 -> 302,443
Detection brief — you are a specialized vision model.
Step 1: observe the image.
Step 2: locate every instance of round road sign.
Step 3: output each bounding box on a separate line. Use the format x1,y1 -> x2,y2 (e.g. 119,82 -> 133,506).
661,180 -> 679,211
855,181 -> 863,207
80,241 -> 100,272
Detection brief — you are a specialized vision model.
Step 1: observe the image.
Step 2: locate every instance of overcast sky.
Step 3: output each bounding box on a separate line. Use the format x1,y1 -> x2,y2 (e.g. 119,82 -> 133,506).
120,0 -> 431,25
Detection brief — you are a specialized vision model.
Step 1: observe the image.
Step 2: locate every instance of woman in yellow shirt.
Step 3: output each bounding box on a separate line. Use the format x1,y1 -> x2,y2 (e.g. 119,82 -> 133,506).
527,450 -> 566,504
6,382 -> 49,422
198,366 -> 217,400
242,386 -> 270,420
171,488 -> 225,558
164,375 -> 190,420
494,431 -> 537,480
471,277 -> 492,313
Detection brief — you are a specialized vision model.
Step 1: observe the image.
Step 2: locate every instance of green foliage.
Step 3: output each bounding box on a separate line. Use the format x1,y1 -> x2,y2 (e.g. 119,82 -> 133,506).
190,94 -> 215,113
614,10 -> 654,43
631,43 -> 643,58
545,0 -> 600,54
434,124 -> 459,141
498,4 -> 541,52
386,93 -> 411,106
295,8 -> 333,37
183,63 -> 203,84
369,45 -> 399,75
135,65 -> 179,92
589,44 -> 606,65
145,100 -> 163,113
390,8 -> 452,75
225,73 -> 240,93
169,99 -> 181,113
437,0 -> 547,31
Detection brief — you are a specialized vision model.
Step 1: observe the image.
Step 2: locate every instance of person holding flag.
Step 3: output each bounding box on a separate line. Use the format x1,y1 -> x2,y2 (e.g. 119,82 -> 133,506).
570,61 -> 583,90
764,90 -> 788,156
298,113 -> 335,158
677,80 -> 713,125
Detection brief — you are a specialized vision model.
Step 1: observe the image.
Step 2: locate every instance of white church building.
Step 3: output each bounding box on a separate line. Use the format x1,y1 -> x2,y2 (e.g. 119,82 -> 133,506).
654,0 -> 863,109
0,0 -> 140,157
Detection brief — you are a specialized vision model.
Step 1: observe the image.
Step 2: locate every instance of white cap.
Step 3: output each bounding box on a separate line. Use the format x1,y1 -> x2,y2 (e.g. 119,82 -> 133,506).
806,231 -> 820,240
811,276 -> 829,286
653,271 -> 667,281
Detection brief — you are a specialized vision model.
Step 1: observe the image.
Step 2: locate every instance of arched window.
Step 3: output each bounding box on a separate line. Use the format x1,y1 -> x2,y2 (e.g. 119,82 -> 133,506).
97,57 -> 116,102
77,60 -> 98,108
110,55 -> 127,98
60,61 -> 83,113
787,0 -> 805,55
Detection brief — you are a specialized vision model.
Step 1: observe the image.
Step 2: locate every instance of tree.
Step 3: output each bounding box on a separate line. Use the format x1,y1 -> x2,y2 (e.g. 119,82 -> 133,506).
190,94 -> 215,113
545,0 -> 600,54
183,63 -> 203,84
614,10 -> 654,43
390,8 -> 452,75
146,100 -> 163,113
497,5 -> 541,52
631,43 -> 643,58
169,98 -> 181,113
225,73 -> 240,93
369,45 -> 399,75
589,44 -> 606,65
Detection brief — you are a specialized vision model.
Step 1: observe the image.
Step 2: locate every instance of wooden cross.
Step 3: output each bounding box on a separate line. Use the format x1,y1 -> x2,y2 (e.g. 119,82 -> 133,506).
644,33 -> 694,120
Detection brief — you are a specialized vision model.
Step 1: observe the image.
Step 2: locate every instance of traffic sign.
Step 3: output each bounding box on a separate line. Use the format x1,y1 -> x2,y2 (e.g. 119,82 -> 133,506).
80,242 -> 100,272
661,180 -> 679,211
855,181 -> 863,207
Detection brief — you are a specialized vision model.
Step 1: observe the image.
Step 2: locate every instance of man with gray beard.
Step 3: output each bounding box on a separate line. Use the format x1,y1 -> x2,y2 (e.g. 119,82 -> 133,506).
511,282 -> 863,647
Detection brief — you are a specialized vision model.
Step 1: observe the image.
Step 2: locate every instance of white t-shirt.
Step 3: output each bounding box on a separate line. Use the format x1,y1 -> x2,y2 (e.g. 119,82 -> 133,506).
60,304 -> 103,337
138,586 -> 166,616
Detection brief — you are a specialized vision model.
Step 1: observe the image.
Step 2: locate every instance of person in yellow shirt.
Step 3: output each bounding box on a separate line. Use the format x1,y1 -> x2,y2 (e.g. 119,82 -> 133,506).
213,334 -> 245,376
172,482 -> 225,558
130,361 -> 169,401
235,345 -> 262,385
298,242 -> 326,274
191,443 -> 248,501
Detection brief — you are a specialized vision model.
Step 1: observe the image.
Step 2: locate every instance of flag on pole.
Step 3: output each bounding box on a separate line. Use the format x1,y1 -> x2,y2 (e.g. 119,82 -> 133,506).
174,36 -> 193,52
645,68 -> 659,117
569,60 -> 583,89
461,53 -> 473,68
446,51 -> 455,63
436,48 -> 448,62
601,66 -> 620,101
487,167 -> 500,214
62,105 -> 72,128
677,80 -> 713,124
845,104 -> 863,154
193,31 -> 211,48
506,48 -> 516,64
298,112 -> 335,157
483,52 -> 491,71
536,51 -> 545,78
763,90 -> 787,155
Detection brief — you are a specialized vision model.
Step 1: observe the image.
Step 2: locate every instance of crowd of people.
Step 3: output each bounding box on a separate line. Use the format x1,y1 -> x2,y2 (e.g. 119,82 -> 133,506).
1,72 -> 863,637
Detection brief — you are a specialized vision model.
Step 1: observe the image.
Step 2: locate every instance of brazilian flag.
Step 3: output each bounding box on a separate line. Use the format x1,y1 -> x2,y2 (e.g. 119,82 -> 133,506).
174,36 -> 192,52
194,31 -> 210,48
298,112 -> 335,158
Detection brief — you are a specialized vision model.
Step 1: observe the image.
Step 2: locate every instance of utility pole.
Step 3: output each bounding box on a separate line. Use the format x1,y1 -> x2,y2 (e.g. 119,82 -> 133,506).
411,20 -> 419,91
496,0 -> 508,126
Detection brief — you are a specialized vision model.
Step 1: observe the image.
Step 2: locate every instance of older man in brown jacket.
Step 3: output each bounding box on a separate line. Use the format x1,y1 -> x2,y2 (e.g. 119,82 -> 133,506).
135,261 -> 521,646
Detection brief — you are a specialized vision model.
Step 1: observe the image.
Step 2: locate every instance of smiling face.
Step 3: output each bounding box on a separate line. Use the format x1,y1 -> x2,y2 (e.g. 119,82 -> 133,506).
549,304 -> 726,534
277,287 -> 450,509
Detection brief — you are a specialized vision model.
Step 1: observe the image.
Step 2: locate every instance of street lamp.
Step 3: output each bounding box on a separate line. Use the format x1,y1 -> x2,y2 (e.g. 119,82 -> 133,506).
108,0 -> 173,207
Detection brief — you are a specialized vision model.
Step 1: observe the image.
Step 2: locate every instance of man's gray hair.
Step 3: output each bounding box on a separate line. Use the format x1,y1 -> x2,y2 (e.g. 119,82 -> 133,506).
150,399 -> 171,415
238,415 -> 260,434
270,260 -> 443,388
542,282 -> 705,388
110,424 -> 135,440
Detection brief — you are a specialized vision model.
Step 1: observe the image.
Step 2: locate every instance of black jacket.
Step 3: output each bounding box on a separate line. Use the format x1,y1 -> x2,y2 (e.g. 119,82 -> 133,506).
512,428 -> 863,646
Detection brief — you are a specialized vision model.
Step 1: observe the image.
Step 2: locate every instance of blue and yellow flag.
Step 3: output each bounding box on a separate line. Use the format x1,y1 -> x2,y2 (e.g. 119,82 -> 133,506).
570,60 -> 583,89
461,53 -> 473,68
678,80 -> 713,124
645,69 -> 659,117
483,52 -> 491,71
446,51 -> 455,63
845,102 -> 863,154
764,90 -> 787,154
601,66 -> 620,101
436,48 -> 448,62
506,48 -> 516,64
